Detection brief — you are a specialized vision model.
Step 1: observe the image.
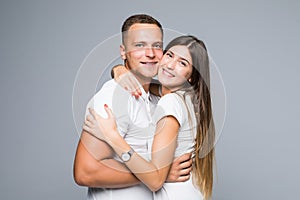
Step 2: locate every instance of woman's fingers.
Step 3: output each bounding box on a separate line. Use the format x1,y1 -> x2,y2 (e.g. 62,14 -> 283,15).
82,124 -> 93,134
118,73 -> 135,91
84,119 -> 93,128
88,108 -> 98,119
86,114 -> 94,123
118,72 -> 142,98
129,74 -> 142,97
104,104 -> 114,118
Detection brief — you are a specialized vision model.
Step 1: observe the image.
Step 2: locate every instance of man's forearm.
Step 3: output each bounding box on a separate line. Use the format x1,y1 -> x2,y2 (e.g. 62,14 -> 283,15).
73,134 -> 140,188
93,158 -> 141,188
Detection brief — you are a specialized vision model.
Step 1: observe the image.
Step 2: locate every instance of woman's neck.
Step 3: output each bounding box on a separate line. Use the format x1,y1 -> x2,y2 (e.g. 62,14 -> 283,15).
161,86 -> 171,96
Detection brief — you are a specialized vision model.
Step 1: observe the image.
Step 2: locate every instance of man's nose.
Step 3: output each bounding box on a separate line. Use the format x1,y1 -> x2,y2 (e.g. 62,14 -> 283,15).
145,47 -> 155,58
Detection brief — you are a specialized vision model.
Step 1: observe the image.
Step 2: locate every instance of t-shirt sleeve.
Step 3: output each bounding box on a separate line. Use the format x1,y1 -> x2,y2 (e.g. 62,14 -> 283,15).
84,81 -> 130,137
152,93 -> 185,127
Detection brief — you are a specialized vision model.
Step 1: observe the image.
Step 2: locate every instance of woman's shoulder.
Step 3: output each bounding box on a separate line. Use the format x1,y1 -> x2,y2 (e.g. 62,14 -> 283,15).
154,92 -> 188,127
159,92 -> 185,106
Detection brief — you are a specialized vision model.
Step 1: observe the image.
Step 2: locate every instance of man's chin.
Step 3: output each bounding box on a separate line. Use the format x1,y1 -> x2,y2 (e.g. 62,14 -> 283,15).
145,72 -> 157,79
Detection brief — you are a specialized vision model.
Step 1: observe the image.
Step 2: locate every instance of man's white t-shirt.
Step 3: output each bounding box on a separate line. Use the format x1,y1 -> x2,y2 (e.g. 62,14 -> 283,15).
85,79 -> 159,200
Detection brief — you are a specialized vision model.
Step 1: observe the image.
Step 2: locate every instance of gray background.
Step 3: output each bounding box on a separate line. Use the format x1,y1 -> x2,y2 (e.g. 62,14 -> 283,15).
0,0 -> 299,199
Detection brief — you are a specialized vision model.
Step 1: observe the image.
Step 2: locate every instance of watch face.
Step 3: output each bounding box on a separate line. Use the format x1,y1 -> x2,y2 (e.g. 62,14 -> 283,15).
121,153 -> 130,162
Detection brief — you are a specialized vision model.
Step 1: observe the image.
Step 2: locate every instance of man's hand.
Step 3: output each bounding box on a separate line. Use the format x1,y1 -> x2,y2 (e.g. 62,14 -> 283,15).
166,153 -> 192,182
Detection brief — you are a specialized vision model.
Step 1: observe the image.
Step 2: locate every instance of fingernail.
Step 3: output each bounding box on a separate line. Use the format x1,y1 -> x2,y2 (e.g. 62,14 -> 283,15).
104,104 -> 108,108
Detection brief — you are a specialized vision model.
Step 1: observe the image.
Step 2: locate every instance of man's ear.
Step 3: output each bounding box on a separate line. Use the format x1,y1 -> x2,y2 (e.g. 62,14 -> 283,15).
120,44 -> 126,60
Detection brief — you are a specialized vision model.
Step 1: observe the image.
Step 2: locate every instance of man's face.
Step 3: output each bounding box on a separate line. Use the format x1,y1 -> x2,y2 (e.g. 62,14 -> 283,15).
120,23 -> 163,82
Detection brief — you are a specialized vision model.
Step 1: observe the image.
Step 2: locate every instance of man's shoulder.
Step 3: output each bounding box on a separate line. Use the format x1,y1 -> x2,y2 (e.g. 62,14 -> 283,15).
99,79 -> 117,91
93,79 -> 127,99
90,79 -> 131,111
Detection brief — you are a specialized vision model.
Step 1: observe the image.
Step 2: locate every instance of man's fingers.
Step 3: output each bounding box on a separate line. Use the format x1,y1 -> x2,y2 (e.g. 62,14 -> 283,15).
179,158 -> 192,169
179,166 -> 192,176
178,153 -> 192,162
176,174 -> 191,182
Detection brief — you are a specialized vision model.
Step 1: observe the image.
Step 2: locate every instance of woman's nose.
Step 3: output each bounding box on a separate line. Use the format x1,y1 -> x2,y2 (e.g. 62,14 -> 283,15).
166,59 -> 176,69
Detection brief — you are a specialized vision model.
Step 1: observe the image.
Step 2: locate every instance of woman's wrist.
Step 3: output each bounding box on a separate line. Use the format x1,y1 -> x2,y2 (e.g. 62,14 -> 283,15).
107,131 -> 131,157
106,130 -> 121,146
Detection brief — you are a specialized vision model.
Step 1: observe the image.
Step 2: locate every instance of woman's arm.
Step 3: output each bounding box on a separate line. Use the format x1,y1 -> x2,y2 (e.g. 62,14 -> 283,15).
83,106 -> 180,191
111,64 -> 142,98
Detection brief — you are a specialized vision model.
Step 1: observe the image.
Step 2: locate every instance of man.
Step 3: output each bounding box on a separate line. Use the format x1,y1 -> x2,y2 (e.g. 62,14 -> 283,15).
73,14 -> 191,199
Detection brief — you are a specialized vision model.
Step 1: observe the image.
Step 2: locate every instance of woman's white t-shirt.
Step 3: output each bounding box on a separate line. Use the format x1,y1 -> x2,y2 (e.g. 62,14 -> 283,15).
151,91 -> 203,200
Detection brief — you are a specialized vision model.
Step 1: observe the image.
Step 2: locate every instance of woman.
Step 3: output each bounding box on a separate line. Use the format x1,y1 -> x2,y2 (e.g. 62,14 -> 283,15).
83,35 -> 215,200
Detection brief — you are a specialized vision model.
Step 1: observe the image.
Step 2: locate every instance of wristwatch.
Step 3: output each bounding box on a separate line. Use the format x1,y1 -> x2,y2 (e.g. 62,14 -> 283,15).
121,148 -> 134,162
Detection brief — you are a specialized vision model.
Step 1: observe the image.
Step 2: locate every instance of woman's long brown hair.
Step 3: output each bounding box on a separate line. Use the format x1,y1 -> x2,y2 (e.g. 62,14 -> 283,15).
165,36 -> 215,199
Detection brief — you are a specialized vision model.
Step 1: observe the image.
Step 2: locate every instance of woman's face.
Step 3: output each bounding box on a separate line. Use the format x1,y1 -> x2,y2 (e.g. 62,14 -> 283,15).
158,45 -> 193,91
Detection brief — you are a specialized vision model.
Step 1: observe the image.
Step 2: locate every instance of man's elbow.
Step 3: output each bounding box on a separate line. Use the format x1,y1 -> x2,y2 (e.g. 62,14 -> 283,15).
73,162 -> 97,186
74,167 -> 91,186
148,180 -> 165,192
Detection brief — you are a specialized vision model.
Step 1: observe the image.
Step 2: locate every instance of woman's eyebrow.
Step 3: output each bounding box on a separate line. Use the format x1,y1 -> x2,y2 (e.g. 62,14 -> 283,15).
168,50 -> 191,64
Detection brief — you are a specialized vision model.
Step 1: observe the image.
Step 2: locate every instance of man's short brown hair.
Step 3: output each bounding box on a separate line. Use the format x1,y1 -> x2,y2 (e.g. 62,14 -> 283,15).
121,14 -> 163,45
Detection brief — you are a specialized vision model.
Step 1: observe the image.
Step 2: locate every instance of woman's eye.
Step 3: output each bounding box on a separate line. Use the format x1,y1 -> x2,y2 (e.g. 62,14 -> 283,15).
166,52 -> 172,58
180,61 -> 187,66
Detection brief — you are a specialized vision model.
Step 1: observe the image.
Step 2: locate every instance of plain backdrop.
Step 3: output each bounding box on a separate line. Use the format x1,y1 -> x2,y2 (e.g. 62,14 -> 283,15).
0,0 -> 299,199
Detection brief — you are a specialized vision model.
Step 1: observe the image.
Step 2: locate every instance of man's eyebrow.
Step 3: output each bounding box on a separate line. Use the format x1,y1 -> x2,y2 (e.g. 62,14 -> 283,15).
132,41 -> 146,44
132,40 -> 162,43
153,42 -> 163,46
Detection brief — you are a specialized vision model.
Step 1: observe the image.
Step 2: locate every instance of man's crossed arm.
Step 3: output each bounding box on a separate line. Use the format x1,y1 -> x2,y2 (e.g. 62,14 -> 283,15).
73,131 -> 192,188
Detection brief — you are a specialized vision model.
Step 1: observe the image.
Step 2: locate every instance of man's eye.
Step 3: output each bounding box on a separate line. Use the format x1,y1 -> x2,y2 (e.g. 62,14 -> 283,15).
153,44 -> 162,49
135,43 -> 144,47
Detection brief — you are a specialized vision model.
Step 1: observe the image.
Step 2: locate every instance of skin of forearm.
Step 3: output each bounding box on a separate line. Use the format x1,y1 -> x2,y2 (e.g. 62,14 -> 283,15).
74,134 -> 140,188
107,130 -> 176,191
83,159 -> 140,188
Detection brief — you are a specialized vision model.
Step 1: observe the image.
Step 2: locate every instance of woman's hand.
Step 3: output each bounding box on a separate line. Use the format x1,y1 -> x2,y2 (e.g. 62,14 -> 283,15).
83,105 -> 119,142
112,65 -> 142,98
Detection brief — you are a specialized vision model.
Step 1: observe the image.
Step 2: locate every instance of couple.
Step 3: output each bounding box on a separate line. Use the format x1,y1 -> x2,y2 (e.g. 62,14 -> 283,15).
74,14 -> 215,200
